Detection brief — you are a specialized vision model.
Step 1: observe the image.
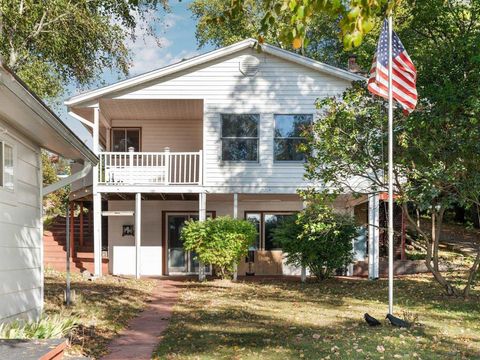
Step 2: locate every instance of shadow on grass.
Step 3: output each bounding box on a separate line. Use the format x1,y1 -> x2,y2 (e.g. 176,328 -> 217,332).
185,276 -> 480,317
154,277 -> 480,359
155,302 -> 475,359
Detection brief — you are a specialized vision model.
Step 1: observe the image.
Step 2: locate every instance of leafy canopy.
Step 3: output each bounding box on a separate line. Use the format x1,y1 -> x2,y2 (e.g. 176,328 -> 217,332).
0,0 -> 168,98
217,0 -> 398,50
190,0 -> 355,68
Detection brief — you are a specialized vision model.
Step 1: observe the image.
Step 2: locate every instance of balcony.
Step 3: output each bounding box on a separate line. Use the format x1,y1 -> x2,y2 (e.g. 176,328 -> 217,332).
98,149 -> 202,186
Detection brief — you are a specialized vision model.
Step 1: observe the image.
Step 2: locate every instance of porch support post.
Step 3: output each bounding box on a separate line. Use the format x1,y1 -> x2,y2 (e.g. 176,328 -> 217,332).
368,193 -> 380,279
92,105 -> 102,277
93,193 -> 102,277
233,193 -> 238,281
198,192 -> 207,281
93,106 -> 100,154
135,193 -> 142,279
79,202 -> 84,248
233,193 -> 238,219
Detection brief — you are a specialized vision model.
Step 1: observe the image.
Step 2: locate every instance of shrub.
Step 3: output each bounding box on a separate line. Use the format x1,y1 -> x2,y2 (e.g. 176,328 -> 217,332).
273,203 -> 358,280
181,216 -> 257,279
0,314 -> 78,339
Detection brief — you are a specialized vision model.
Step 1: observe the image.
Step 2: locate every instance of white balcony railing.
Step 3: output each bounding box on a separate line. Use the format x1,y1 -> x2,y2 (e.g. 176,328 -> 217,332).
98,149 -> 202,186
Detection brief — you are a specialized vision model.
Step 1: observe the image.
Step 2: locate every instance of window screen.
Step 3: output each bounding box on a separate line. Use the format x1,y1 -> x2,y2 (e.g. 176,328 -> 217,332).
274,114 -> 312,161
221,114 -> 259,161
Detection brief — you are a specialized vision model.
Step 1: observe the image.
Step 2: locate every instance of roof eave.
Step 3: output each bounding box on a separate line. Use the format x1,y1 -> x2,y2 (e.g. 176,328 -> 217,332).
0,64 -> 98,164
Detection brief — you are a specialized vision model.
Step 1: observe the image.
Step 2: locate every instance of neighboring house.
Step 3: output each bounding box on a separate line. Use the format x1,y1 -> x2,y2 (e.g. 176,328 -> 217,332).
0,64 -> 97,323
64,39 -> 382,279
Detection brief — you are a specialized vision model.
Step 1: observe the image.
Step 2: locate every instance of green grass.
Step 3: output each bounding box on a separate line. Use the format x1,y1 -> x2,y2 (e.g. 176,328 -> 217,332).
153,275 -> 480,359
44,268 -> 155,358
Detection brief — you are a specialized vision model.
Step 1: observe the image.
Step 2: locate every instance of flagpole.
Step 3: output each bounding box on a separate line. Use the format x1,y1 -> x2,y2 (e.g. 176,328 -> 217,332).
387,15 -> 394,315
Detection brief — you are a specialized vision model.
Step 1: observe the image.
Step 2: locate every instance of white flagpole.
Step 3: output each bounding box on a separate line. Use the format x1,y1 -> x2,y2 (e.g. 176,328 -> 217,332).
387,15 -> 394,315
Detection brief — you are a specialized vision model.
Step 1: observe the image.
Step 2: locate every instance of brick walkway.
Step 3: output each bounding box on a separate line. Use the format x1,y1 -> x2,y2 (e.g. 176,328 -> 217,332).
102,279 -> 182,360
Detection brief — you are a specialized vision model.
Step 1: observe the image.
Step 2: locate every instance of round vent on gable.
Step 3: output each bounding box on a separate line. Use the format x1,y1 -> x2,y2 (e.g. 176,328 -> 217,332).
239,55 -> 260,77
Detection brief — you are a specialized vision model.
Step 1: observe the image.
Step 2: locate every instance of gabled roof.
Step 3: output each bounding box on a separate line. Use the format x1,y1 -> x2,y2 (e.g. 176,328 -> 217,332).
65,38 -> 365,107
0,63 -> 97,164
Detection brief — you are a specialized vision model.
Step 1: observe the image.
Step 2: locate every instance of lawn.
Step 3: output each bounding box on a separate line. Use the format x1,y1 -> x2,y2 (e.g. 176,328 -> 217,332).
153,275 -> 480,360
44,268 -> 155,358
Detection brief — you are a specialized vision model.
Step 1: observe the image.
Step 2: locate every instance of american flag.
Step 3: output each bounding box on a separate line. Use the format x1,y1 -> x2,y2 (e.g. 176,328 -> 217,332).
368,20 -> 417,113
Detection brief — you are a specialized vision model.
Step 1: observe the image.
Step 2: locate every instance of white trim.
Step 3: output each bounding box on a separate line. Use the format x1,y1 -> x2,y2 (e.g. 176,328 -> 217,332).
68,110 -> 94,129
42,161 -> 92,196
135,193 -> 141,279
93,192 -> 102,276
65,39 -> 365,107
95,184 -> 305,194
38,151 -> 44,316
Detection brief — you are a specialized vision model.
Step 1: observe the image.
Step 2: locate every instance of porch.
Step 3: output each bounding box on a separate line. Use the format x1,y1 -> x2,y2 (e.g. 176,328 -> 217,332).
93,193 -> 307,279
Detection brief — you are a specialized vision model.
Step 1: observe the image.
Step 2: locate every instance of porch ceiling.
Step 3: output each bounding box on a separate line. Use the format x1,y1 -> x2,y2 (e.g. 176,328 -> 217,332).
100,99 -> 203,121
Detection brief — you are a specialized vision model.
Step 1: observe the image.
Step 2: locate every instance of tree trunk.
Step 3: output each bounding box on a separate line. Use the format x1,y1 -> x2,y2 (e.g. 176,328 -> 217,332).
463,204 -> 480,298
463,249 -> 480,298
432,207 -> 445,273
402,204 -> 458,296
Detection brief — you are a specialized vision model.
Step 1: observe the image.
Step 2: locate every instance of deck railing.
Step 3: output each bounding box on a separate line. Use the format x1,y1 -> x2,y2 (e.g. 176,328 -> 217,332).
98,149 -> 202,186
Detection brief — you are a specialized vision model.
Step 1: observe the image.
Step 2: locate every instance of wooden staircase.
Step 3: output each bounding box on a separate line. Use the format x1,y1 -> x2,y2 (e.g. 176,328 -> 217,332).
43,215 -> 108,274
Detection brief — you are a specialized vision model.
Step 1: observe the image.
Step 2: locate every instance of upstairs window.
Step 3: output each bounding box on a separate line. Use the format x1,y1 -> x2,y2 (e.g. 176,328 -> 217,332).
221,114 -> 259,161
274,114 -> 312,161
111,128 -> 141,152
0,142 -> 14,191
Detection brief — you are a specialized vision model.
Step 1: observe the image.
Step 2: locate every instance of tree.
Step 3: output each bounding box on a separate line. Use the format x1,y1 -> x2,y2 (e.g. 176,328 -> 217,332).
273,201 -> 357,281
0,0 -> 169,98
190,0 -> 375,68
303,81 -> 480,297
211,0 -> 395,50
181,216 -> 257,279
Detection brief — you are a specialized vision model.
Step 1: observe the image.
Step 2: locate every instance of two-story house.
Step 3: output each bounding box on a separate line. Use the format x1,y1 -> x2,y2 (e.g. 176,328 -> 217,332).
64,39 -> 381,279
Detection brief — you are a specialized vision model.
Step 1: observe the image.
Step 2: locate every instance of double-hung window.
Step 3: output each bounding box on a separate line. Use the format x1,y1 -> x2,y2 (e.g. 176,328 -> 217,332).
221,114 -> 259,161
111,128 -> 141,152
274,114 -> 312,161
0,141 -> 14,191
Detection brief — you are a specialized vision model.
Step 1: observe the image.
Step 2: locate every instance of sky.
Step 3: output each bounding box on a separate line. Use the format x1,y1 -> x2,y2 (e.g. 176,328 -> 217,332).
61,0 -> 213,147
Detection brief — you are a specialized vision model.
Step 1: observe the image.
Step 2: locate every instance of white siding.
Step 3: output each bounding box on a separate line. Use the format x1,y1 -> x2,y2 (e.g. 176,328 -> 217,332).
110,48 -> 352,192
0,119 -> 42,323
